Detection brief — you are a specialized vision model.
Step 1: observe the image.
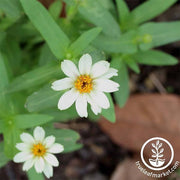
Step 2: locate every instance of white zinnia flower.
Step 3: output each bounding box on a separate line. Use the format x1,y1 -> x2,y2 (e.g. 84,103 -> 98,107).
13,126 -> 64,178
52,54 -> 119,118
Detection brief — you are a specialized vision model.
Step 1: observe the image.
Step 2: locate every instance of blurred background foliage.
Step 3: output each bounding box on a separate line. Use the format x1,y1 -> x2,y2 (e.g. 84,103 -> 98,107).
0,0 -> 180,179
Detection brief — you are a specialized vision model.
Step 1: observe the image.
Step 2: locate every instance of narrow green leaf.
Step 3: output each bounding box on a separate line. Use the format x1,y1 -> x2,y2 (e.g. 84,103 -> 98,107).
26,85 -> 63,112
133,50 -> 178,66
63,0 -> 74,6
1,37 -> 22,73
124,57 -> 140,74
0,17 -> 16,31
78,0 -> 121,37
98,0 -> 115,11
0,142 -> 9,168
0,0 -> 22,19
38,44 -> 57,66
0,120 -> 5,133
130,0 -> 177,25
27,168 -> 45,180
115,0 -> 130,24
138,22 -> 180,50
101,94 -> 116,123
69,27 -> 102,57
20,0 -> 70,59
0,94 -> 15,117
93,31 -> 137,54
4,126 -> 21,158
0,52 -> 9,90
6,62 -> 61,93
44,106 -> 78,122
0,119 -> 6,134
112,57 -> 129,107
0,32 -> 6,46
7,21 -> 40,43
14,114 -> 53,129
0,52 -> 12,114
49,0 -> 62,20
46,129 -> 82,153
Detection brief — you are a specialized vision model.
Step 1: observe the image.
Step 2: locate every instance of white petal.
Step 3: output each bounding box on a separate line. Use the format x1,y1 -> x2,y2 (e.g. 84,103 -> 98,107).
61,60 -> 79,79
43,162 -> 53,178
51,78 -> 73,91
75,94 -> 88,118
91,61 -> 110,78
90,91 -> 110,109
101,68 -> 118,78
44,153 -> 59,167
79,54 -> 92,75
48,143 -> 64,154
87,95 -> 102,115
94,79 -> 119,92
43,136 -> 55,148
58,88 -> 79,110
34,157 -> 45,173
23,159 -> 35,171
91,104 -> 102,115
33,126 -> 45,142
16,143 -> 30,151
13,152 -> 33,163
20,133 -> 35,144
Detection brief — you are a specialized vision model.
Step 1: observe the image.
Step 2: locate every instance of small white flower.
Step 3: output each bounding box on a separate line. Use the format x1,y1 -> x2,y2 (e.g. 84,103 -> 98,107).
13,127 -> 64,178
52,54 -> 119,117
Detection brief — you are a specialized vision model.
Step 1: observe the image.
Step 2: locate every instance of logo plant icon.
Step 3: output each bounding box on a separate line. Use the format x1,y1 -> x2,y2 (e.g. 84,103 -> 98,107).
149,140 -> 165,167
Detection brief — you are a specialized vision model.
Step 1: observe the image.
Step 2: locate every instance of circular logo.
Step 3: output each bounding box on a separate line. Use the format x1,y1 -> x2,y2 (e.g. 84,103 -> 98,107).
140,137 -> 174,171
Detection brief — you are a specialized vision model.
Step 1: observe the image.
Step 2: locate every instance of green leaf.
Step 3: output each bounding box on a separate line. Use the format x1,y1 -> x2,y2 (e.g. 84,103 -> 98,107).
6,62 -> 61,93
0,52 -> 9,90
38,44 -> 57,66
49,0 -> 62,20
78,0 -> 121,37
63,0 -> 74,5
0,17 -> 15,31
7,21 -> 40,43
0,142 -> 9,168
115,0 -> 130,24
0,32 -> 6,46
44,106 -> 78,122
69,27 -> 102,57
112,57 -> 129,107
46,129 -> 82,153
98,0 -> 115,11
93,31 -> 137,54
14,114 -> 53,129
101,94 -> 116,123
4,126 -> 21,158
124,56 -> 140,74
27,168 -> 45,180
20,0 -> 70,59
138,22 -> 180,50
133,50 -> 178,66
0,0 -> 22,19
88,107 -> 100,122
0,52 -> 12,114
1,36 -> 22,74
63,143 -> 82,153
0,120 -> 5,133
129,0 -> 177,25
26,85 -> 63,112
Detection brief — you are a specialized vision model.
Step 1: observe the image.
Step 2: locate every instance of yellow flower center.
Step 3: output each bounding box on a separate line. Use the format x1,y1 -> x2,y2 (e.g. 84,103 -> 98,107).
32,143 -> 46,157
75,75 -> 93,93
